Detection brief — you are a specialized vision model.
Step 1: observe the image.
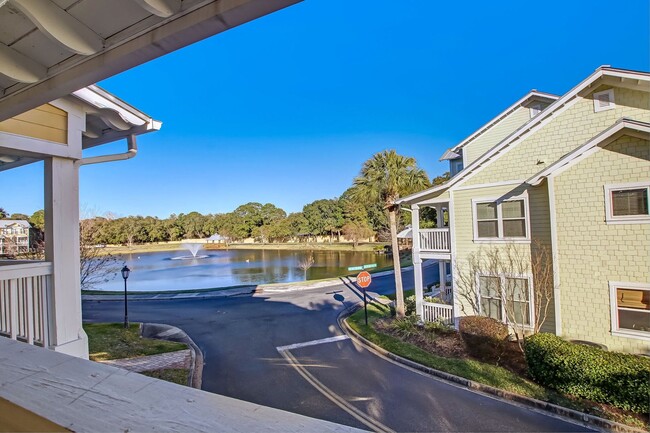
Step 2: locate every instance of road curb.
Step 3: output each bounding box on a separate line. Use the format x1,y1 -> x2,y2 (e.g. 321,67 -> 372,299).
257,261 -> 438,294
337,306 -> 645,433
82,286 -> 256,302
141,323 -> 204,389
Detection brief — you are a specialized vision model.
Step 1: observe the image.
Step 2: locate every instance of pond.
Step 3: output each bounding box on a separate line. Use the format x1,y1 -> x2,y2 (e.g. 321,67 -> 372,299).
94,248 -> 393,292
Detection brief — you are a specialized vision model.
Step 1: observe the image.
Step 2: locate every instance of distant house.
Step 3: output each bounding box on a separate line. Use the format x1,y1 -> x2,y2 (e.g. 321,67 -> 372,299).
0,220 -> 30,255
207,233 -> 227,244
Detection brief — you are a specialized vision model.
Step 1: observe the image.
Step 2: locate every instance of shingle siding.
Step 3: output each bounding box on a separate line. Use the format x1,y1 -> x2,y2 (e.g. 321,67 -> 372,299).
463,107 -> 532,166
553,135 -> 650,354
462,86 -> 650,187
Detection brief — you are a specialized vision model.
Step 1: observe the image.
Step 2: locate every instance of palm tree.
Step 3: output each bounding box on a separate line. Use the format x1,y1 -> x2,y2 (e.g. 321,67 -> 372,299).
351,150 -> 430,317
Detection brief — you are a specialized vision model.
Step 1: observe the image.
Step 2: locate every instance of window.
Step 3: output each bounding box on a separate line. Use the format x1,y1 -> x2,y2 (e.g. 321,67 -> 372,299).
479,276 -> 502,320
479,275 -> 532,326
529,103 -> 543,118
593,89 -> 615,112
450,158 -> 464,177
604,183 -> 650,224
610,283 -> 650,339
473,197 -> 529,241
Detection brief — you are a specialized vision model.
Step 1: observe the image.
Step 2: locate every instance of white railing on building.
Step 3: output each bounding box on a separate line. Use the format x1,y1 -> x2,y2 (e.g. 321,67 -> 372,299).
422,301 -> 453,325
0,261 -> 52,347
420,228 -> 450,252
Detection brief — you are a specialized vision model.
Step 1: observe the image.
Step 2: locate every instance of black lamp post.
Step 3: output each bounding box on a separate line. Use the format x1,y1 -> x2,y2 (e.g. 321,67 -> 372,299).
121,265 -> 130,328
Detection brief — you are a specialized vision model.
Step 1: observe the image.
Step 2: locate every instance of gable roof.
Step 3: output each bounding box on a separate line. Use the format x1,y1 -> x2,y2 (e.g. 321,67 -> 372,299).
0,220 -> 30,228
397,66 -> 650,206
527,118 -> 650,186
439,90 -> 558,161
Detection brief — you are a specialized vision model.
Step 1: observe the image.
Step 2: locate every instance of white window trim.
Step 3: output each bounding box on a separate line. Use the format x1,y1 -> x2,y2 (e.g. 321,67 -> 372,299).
609,281 -> 650,342
476,272 -> 535,329
604,182 -> 650,224
472,194 -> 531,243
593,89 -> 615,112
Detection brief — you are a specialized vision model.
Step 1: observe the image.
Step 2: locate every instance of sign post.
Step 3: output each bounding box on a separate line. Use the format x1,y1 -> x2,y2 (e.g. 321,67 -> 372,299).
356,271 -> 372,325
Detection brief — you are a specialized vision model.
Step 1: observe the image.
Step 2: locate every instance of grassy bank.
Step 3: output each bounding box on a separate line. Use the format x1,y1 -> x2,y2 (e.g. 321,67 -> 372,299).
84,323 -> 187,361
224,242 -> 386,252
100,242 -> 388,255
346,305 -> 648,430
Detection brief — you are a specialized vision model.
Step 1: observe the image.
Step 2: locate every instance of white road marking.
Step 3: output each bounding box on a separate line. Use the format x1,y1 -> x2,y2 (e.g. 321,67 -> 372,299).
276,335 -> 350,352
278,348 -> 393,433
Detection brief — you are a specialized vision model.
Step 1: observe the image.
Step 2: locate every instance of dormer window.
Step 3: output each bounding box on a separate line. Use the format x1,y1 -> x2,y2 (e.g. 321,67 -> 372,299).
529,103 -> 543,118
450,158 -> 464,176
593,89 -> 615,112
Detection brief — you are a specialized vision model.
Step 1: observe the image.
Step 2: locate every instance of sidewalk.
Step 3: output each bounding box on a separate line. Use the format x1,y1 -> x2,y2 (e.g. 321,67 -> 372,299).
99,349 -> 191,373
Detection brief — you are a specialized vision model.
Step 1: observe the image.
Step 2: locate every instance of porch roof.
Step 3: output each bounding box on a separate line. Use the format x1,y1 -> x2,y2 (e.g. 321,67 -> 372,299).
0,337 -> 361,432
0,83 -> 161,171
0,0 -> 301,122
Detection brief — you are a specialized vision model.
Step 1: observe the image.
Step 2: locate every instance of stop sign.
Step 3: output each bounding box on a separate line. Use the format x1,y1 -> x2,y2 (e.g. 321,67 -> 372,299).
356,271 -> 372,288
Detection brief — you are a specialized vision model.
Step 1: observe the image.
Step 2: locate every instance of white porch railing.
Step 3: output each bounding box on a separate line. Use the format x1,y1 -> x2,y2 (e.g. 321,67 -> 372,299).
422,301 -> 453,325
420,228 -> 450,252
0,261 -> 52,347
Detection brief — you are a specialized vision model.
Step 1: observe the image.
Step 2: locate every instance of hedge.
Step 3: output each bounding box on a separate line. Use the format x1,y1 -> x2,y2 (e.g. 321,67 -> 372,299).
459,316 -> 509,363
524,333 -> 650,413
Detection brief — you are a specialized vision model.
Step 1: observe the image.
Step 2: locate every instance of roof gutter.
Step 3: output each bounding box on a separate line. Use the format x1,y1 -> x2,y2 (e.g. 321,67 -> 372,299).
76,134 -> 137,167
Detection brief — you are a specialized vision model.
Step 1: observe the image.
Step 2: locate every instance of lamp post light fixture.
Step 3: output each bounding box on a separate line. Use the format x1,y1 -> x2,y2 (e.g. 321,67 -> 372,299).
121,265 -> 130,328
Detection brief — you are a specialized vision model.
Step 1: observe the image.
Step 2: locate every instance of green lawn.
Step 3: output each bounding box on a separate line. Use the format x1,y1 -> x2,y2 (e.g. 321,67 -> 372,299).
345,304 -> 639,424
141,368 -> 190,386
84,323 -> 187,361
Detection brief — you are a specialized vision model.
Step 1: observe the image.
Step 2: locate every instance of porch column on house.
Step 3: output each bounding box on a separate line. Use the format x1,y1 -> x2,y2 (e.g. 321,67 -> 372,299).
436,205 -> 447,290
411,204 -> 424,319
45,156 -> 88,359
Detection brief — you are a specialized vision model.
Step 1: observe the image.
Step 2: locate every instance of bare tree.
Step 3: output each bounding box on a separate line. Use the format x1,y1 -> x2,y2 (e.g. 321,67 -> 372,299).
297,254 -> 314,280
454,241 -> 555,350
342,221 -> 374,248
80,219 -> 120,291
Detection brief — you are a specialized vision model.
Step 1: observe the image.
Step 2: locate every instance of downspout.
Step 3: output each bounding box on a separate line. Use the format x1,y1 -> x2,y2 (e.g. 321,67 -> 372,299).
75,134 -> 138,167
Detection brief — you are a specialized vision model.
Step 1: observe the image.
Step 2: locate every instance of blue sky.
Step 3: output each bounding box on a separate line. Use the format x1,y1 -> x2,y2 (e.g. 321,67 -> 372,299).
3,0 -> 649,218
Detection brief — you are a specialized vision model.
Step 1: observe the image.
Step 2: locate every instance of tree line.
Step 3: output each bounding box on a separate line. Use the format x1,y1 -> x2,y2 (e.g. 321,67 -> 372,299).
1,153 -> 450,248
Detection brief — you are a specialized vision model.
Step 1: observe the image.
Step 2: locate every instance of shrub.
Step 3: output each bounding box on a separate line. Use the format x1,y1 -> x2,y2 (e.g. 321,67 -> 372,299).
459,316 -> 509,363
525,333 -> 650,414
390,315 -> 420,339
424,320 -> 455,336
404,295 -> 417,316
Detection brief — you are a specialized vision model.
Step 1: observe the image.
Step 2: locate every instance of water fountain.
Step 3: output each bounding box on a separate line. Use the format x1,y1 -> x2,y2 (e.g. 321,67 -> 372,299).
171,242 -> 209,260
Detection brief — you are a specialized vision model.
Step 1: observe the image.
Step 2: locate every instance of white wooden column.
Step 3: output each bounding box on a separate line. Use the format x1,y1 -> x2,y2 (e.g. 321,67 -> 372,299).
411,204 -> 424,319
435,205 -> 447,292
436,205 -> 445,228
45,157 -> 88,358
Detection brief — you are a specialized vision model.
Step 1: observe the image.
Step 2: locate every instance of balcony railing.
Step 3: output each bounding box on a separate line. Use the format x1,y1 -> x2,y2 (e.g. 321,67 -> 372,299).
422,301 -> 453,325
420,228 -> 450,252
0,261 -> 52,347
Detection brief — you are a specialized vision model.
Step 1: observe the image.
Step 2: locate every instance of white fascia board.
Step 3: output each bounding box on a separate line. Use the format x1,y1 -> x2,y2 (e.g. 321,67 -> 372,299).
72,87 -> 149,127
434,66 -> 650,194
447,90 -> 560,156
396,184 -> 450,206
526,119 -> 650,186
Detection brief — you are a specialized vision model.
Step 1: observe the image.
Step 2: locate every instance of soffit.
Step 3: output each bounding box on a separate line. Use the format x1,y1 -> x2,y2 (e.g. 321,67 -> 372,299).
0,0 -> 301,121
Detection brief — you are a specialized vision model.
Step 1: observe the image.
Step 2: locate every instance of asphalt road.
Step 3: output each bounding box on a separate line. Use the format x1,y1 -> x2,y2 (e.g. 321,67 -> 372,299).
83,264 -> 592,432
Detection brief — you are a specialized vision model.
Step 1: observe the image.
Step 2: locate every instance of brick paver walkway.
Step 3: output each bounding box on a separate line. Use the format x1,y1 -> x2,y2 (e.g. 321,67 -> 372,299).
100,349 -> 191,373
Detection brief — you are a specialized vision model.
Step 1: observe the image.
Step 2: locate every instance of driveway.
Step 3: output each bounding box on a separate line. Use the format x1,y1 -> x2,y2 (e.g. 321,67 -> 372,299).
83,265 -> 592,432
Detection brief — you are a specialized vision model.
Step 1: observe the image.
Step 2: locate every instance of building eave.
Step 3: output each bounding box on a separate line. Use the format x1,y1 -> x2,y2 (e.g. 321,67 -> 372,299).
0,0 -> 302,121
526,118 -> 650,186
